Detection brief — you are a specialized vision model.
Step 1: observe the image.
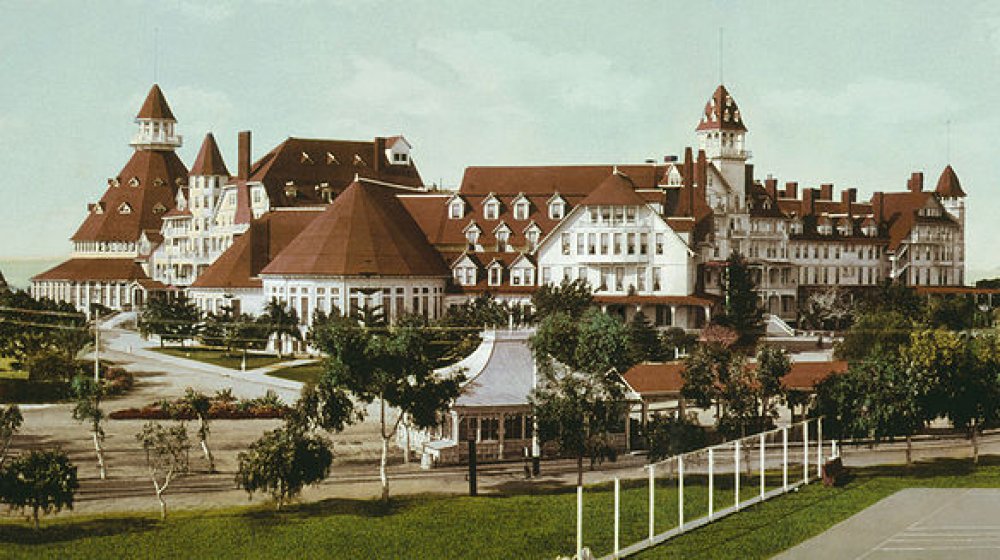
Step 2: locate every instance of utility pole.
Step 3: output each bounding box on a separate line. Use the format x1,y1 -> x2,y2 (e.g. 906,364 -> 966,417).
93,310 -> 100,382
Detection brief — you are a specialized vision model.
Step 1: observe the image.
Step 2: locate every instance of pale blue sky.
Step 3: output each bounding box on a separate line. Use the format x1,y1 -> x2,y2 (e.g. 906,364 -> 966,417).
1,1 -> 998,277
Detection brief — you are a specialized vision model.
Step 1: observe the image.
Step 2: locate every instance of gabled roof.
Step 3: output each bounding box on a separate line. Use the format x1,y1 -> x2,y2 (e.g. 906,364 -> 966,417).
935,165 -> 966,198
580,171 -> 648,207
190,133 -> 230,177
71,149 -> 188,242
696,84 -> 747,132
191,209 -> 322,289
458,164 -> 669,196
246,137 -> 424,207
879,191 -> 955,250
136,84 -> 176,121
261,180 -> 448,277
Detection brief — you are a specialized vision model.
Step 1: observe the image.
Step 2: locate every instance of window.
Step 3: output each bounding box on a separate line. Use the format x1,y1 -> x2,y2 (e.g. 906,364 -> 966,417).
625,206 -> 636,224
640,233 -> 648,255
655,305 -> 672,327
613,206 -> 624,225
514,201 -> 529,220
652,267 -> 662,291
615,267 -> 624,291
627,233 -> 636,255
549,200 -> 565,220
542,267 -> 551,285
504,415 -> 524,440
589,207 -> 598,223
655,233 -> 664,255
599,267 -> 611,291
587,233 -> 596,255
637,267 -> 646,291
526,228 -> 539,249
578,267 -> 587,282
489,266 -> 502,286
561,233 -> 571,255
466,227 -> 480,247
496,229 -> 510,252
449,201 -> 464,219
613,233 -> 623,255
480,418 -> 499,441
600,233 -> 609,255
577,233 -> 585,255
484,200 -> 499,220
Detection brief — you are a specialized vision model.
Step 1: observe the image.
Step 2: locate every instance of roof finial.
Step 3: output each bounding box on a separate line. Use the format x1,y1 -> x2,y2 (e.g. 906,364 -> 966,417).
612,165 -> 619,175
354,172 -> 360,182
946,118 -> 952,164
718,27 -> 724,85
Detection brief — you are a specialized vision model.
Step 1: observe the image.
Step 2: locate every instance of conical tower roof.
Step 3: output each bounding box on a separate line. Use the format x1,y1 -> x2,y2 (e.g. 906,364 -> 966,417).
696,84 -> 747,132
136,84 -> 176,121
935,165 -> 966,198
190,133 -> 230,176
261,179 -> 448,277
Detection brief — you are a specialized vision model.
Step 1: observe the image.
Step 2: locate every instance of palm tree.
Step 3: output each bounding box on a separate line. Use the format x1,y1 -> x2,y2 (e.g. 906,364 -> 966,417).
261,299 -> 302,359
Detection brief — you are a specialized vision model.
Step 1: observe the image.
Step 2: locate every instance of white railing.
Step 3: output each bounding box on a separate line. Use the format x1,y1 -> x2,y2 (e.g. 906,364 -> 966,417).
569,418 -> 835,560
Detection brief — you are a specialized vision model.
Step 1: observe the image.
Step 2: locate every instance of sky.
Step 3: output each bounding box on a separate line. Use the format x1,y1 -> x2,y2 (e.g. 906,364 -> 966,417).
1,0 -> 998,278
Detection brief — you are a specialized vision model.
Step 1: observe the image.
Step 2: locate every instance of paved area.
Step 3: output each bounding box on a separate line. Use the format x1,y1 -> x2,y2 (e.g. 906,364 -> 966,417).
776,488 -> 1000,559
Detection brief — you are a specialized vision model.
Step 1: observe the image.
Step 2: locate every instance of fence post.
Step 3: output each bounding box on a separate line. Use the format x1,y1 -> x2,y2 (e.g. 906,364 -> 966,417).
817,419 -> 823,480
831,439 -> 838,459
759,432 -> 765,500
734,440 -> 741,509
678,456 -> 684,530
576,486 -> 583,559
614,478 -> 620,558
708,447 -> 714,519
782,427 -> 788,490
648,464 -> 655,541
803,419 -> 810,484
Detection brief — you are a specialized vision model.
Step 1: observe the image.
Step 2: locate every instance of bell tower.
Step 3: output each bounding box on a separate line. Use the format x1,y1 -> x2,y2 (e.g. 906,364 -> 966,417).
695,84 -> 748,206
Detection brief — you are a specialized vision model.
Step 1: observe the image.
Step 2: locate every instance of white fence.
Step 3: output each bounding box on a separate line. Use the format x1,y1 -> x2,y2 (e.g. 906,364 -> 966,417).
569,418 -> 837,560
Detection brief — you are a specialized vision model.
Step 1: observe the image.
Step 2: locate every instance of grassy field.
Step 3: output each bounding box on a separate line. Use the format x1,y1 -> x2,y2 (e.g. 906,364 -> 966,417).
152,347 -> 284,370
267,361 -> 324,384
2,457 -> 1000,559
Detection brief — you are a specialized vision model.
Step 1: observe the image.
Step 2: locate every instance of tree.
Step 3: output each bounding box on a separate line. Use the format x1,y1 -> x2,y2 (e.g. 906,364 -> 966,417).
626,311 -> 664,364
0,290 -> 88,367
0,449 -> 78,529
0,404 -> 23,469
713,252 -> 764,346
755,346 -> 790,422
660,327 -> 697,361
235,425 -> 333,510
309,313 -> 463,502
530,309 -> 631,486
529,366 -> 627,486
138,296 -> 202,347
24,349 -> 80,382
646,412 -> 707,462
835,310 -> 914,361
531,278 -> 593,320
924,294 -> 975,331
262,299 -> 302,359
136,422 -> 190,519
799,287 -> 853,331
177,388 -> 215,472
70,376 -> 107,479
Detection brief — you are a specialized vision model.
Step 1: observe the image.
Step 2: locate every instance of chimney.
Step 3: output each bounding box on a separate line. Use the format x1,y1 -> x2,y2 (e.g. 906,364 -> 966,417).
696,149 -> 708,187
874,191 -> 885,224
908,171 -> 923,192
803,188 -> 816,215
238,130 -> 251,180
820,183 -> 833,200
373,137 -> 386,176
841,188 -> 857,216
764,177 -> 778,201
744,164 -> 754,198
683,147 -> 694,213
784,181 -> 798,199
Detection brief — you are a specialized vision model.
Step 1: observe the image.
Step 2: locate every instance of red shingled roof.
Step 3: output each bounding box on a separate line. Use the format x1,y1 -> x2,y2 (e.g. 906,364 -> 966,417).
261,180 -> 449,277
579,171 -> 648,206
622,360 -> 848,397
696,84 -> 747,132
247,137 -> 423,208
32,258 -> 150,282
190,133 -> 230,177
458,165 -> 668,196
191,210 -> 323,289
935,165 -> 966,198
71,149 -> 188,242
136,84 -> 176,121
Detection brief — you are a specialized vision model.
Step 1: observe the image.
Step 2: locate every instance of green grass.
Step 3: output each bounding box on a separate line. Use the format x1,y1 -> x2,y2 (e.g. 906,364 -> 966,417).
0,356 -> 27,379
267,362 -> 324,384
152,347 -> 284,370
2,457 -> 1000,559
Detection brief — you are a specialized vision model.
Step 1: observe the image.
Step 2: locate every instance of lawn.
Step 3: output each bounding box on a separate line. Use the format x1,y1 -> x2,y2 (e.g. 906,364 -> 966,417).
152,347 -> 285,370
2,457 -> 1000,559
267,361 -> 324,384
0,356 -> 27,380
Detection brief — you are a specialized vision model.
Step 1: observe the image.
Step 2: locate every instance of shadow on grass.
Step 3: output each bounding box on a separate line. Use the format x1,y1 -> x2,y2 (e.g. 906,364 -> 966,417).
0,516 -> 159,545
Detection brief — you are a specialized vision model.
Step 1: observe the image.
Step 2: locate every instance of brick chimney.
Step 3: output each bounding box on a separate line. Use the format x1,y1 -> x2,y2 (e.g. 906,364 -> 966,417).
803,188 -> 816,215
784,181 -> 798,199
820,183 -> 833,200
238,130 -> 251,180
696,149 -> 708,189
841,188 -> 857,216
874,191 -> 885,224
373,137 -> 386,176
744,164 -> 755,197
907,172 -> 923,192
764,177 -> 778,200
683,147 -> 694,214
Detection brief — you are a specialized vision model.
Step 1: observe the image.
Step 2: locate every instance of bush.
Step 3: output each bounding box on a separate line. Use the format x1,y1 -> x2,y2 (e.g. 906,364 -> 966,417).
646,413 -> 708,462
110,390 -> 289,420
102,368 -> 134,396
0,380 -> 71,404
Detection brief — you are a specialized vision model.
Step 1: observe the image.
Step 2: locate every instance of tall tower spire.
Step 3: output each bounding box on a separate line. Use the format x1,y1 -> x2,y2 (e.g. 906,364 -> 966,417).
695,84 -> 748,200
130,84 -> 182,151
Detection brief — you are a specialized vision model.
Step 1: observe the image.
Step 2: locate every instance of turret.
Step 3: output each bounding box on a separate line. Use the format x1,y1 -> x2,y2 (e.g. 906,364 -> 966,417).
130,84 -> 182,151
695,84 -> 748,199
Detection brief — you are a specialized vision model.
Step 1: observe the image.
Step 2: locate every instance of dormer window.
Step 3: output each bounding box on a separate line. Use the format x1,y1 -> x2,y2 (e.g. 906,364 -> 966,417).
128,176 -> 140,188
483,195 -> 500,220
152,203 -> 166,215
525,225 -> 541,250
300,152 -> 314,164
488,264 -> 503,286
512,194 -> 530,220
118,202 -> 132,215
320,185 -> 334,203
393,152 -> 408,163
494,222 -> 512,252
108,178 -> 120,188
353,154 -> 366,167
326,152 -> 339,165
448,197 -> 465,219
284,182 -> 297,199
464,222 -> 481,248
548,198 -> 565,220
153,178 -> 165,188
